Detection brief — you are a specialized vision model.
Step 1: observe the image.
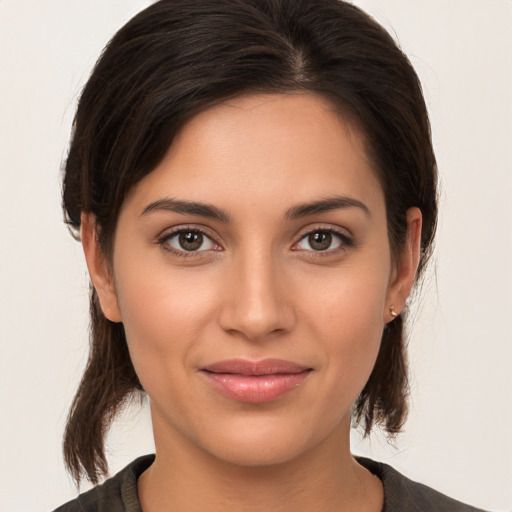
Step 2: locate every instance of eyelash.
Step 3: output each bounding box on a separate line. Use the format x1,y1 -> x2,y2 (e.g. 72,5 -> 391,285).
157,226 -> 220,258
293,227 -> 354,256
157,226 -> 354,258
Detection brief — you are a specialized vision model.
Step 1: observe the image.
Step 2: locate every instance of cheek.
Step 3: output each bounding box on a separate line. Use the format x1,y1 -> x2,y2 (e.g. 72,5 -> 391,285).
113,265 -> 218,387
299,263 -> 390,391
301,257 -> 389,335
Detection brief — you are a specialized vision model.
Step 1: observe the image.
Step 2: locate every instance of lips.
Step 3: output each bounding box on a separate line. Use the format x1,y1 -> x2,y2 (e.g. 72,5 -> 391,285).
200,358 -> 312,403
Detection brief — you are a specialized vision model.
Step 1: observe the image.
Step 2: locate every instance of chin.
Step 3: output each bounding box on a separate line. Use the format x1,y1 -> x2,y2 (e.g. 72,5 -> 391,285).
206,436 -> 311,468
192,413 -> 347,469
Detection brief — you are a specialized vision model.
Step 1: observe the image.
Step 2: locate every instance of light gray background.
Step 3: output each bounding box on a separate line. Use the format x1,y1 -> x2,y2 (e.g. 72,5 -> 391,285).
1,1 -> 511,510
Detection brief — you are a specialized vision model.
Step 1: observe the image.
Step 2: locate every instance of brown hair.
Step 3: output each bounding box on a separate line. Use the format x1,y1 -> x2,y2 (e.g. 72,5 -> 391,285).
62,0 -> 437,484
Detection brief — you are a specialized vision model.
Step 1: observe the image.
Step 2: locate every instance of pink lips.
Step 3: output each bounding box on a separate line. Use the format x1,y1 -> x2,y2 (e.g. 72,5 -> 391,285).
200,358 -> 312,403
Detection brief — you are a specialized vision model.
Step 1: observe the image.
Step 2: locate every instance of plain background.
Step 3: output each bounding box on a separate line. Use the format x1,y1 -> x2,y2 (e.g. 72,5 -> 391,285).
1,1 -> 511,510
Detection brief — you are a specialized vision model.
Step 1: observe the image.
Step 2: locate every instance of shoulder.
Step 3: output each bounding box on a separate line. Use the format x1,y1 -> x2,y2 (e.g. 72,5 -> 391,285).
356,457 -> 488,512
52,455 -> 155,512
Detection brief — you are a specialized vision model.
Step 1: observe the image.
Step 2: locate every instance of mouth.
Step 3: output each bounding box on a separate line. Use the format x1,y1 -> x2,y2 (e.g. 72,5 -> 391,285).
200,358 -> 313,404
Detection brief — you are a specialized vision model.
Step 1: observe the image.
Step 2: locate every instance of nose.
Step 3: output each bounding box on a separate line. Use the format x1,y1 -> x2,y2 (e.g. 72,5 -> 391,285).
217,249 -> 296,342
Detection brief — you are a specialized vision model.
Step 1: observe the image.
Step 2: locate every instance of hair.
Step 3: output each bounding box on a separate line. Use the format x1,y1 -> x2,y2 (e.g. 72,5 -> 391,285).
62,0 -> 437,485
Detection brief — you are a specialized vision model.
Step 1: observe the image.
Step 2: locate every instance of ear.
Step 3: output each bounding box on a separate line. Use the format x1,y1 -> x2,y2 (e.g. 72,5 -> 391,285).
80,213 -> 122,322
385,207 -> 422,323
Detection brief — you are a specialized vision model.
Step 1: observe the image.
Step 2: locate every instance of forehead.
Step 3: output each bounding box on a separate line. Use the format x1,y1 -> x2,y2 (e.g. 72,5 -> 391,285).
122,93 -> 383,217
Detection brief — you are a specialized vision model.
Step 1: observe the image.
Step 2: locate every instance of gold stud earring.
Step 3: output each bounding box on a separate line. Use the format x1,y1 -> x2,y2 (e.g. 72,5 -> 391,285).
390,305 -> 398,318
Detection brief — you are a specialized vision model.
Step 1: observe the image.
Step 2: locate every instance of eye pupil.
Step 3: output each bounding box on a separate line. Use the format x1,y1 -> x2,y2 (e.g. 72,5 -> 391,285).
309,231 -> 332,251
179,231 -> 203,251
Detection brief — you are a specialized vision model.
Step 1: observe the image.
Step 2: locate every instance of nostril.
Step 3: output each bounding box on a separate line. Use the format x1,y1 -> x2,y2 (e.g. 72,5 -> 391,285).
218,301 -> 295,342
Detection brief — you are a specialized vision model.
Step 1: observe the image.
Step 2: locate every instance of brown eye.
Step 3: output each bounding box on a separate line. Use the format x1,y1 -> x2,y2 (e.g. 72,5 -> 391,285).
308,231 -> 332,251
162,229 -> 218,253
179,231 -> 204,251
296,229 -> 344,252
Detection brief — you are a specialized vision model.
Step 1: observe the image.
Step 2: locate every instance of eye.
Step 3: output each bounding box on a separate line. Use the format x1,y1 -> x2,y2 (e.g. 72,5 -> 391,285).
295,229 -> 347,252
160,228 -> 219,254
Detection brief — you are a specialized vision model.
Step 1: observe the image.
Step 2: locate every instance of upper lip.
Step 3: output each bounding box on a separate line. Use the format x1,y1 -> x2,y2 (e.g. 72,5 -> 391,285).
201,358 -> 311,376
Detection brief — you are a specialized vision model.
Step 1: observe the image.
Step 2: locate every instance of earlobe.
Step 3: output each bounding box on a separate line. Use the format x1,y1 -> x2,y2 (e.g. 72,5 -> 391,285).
385,207 -> 422,322
80,213 -> 122,323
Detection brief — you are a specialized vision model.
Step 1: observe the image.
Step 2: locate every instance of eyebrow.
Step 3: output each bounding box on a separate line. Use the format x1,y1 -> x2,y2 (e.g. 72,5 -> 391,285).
141,195 -> 369,223
141,198 -> 230,222
285,196 -> 370,220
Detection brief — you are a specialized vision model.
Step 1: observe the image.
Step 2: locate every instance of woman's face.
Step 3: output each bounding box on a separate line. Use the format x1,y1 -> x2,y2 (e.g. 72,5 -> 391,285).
88,93 -> 419,467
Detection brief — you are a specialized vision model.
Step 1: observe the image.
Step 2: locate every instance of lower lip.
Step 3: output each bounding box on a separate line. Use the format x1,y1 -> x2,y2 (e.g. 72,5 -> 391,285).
201,371 -> 311,403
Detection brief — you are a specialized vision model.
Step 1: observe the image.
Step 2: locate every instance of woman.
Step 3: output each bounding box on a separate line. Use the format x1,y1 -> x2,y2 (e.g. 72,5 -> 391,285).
54,0 -> 486,510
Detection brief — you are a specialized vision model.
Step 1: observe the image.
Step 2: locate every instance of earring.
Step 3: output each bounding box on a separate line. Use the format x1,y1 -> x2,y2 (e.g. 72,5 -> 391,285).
390,305 -> 398,318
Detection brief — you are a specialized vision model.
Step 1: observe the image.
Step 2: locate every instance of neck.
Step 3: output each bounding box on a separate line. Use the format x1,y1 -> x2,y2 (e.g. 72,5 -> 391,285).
138,415 -> 383,512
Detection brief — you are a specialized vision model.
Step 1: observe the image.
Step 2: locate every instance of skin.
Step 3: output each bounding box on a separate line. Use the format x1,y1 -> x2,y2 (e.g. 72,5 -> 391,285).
82,93 -> 421,511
